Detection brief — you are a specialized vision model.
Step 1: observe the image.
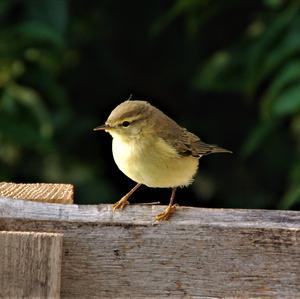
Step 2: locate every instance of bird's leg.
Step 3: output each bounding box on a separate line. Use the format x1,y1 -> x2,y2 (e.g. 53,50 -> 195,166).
155,187 -> 177,221
112,183 -> 142,211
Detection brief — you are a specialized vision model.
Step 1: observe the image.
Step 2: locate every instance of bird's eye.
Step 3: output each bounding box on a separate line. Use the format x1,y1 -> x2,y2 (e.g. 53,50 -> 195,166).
122,121 -> 130,127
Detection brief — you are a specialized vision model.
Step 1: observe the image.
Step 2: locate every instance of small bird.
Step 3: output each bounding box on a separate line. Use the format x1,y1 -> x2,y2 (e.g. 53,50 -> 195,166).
94,100 -> 231,221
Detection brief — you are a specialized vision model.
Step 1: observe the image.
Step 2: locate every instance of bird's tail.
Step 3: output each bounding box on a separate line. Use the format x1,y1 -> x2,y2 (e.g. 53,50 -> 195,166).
194,139 -> 232,156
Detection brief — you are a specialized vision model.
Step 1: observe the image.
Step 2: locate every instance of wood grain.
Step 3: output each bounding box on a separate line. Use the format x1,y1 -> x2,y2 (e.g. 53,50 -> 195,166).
0,196 -> 300,298
0,231 -> 63,299
0,182 -> 73,204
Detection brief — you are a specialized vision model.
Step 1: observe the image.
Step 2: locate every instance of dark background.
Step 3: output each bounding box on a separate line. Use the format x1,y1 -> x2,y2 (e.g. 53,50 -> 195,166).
1,0 -> 300,210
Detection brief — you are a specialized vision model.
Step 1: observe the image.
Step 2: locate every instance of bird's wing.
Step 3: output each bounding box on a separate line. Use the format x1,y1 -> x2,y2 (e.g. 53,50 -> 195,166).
165,128 -> 230,157
154,111 -> 231,157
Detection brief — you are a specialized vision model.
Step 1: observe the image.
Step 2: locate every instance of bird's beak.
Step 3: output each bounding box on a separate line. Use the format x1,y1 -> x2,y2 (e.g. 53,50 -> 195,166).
93,124 -> 111,131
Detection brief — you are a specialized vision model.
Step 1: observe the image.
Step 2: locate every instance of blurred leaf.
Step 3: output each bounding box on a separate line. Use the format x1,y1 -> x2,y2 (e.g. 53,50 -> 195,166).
271,84 -> 300,116
0,141 -> 20,165
17,21 -> 64,47
261,60 -> 300,118
240,121 -> 277,158
25,0 -> 68,35
291,114 -> 300,138
0,90 -> 16,113
278,186 -> 300,209
263,0 -> 283,9
151,0 -> 212,36
259,22 -> 300,84
0,114 -> 47,148
193,50 -> 246,93
245,3 -> 300,93
6,83 -> 53,138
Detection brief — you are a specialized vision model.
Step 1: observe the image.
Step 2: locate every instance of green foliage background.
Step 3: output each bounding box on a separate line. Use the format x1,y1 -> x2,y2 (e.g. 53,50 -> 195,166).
1,0 -> 300,209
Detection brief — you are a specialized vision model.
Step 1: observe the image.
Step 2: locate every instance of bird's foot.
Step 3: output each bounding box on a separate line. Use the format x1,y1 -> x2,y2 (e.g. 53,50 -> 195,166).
112,196 -> 129,211
155,204 -> 177,221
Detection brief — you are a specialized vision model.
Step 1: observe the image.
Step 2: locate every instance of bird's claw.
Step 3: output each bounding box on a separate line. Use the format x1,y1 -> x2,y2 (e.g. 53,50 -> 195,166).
112,196 -> 129,211
155,204 -> 177,221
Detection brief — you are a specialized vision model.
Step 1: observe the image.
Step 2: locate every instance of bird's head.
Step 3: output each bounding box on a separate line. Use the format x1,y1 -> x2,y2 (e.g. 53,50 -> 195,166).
94,100 -> 154,140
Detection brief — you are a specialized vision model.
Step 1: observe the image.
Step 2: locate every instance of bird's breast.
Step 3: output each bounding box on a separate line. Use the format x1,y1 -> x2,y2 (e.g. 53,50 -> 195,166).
112,134 -> 199,188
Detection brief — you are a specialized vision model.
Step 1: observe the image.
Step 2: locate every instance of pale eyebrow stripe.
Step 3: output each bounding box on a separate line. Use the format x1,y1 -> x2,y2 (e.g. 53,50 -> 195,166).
116,115 -> 145,126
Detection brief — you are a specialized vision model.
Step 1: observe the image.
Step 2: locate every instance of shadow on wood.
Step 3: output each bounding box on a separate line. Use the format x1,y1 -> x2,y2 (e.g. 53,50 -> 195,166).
0,194 -> 300,298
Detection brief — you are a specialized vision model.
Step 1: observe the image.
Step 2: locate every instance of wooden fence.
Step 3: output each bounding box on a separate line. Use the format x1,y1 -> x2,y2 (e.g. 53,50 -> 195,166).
0,183 -> 299,298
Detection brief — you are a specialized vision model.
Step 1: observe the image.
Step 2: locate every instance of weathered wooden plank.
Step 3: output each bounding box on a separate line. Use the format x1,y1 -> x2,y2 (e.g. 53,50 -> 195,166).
0,182 -> 73,203
0,231 -> 63,299
0,196 -> 300,298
